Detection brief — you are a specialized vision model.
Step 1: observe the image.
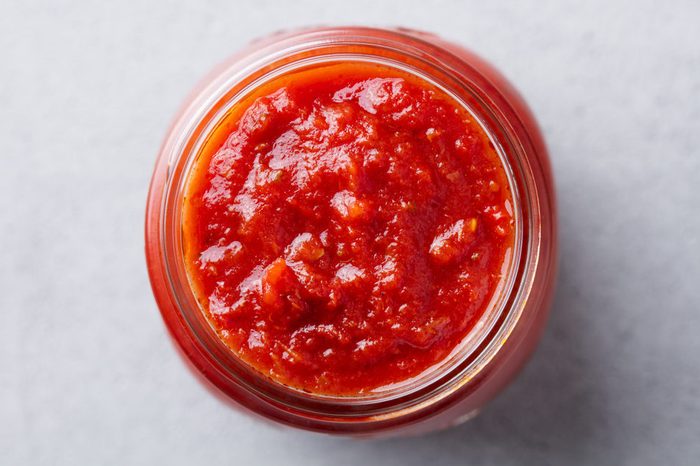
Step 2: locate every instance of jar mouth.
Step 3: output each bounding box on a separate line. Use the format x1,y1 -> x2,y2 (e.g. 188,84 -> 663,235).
155,27 -> 538,420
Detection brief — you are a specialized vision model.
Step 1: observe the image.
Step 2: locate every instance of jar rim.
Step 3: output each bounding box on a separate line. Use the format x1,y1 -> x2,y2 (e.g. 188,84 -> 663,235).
147,26 -> 544,431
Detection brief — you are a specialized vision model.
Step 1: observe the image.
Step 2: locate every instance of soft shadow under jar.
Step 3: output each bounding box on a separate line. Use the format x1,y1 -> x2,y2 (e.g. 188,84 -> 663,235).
145,26 -> 557,437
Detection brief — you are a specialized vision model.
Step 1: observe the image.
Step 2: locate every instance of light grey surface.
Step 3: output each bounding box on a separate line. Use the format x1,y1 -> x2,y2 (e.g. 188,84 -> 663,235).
2,0 -> 699,464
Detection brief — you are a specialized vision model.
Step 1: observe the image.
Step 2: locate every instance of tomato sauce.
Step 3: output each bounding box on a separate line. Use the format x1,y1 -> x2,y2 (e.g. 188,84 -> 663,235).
182,63 -> 515,395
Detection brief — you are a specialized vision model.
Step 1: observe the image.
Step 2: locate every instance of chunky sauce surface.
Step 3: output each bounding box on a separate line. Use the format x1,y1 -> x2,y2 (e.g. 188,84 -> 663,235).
183,63 -> 514,395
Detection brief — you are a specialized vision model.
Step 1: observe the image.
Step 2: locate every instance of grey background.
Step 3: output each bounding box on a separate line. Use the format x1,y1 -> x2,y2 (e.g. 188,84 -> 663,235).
2,0 -> 699,464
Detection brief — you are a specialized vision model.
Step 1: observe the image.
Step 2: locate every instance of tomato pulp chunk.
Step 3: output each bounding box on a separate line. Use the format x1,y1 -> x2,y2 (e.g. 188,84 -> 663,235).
183,63 -> 515,395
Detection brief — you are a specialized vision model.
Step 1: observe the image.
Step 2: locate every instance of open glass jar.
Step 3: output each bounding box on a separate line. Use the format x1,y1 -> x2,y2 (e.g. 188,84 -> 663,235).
145,26 -> 557,437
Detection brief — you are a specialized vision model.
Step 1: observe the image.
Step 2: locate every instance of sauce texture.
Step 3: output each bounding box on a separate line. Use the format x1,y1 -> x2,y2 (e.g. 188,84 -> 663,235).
183,63 -> 515,395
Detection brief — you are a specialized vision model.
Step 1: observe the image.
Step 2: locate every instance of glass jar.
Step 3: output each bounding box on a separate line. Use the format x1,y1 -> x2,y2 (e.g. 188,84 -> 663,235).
145,26 -> 557,437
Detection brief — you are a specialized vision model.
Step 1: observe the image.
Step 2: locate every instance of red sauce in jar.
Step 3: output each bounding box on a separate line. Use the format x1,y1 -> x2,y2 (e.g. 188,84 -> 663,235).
182,62 -> 515,395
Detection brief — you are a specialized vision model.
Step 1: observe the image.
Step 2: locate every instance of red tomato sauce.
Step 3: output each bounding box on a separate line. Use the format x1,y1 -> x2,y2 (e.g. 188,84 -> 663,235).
182,63 -> 515,395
